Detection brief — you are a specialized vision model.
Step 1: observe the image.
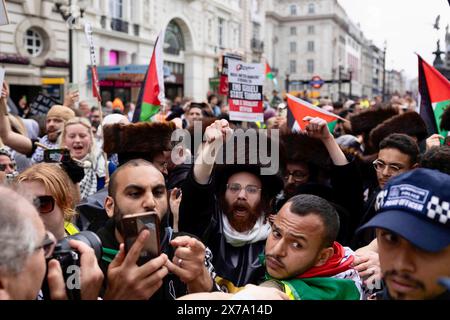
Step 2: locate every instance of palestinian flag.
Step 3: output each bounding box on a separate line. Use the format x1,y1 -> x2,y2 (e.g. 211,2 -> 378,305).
133,32 -> 165,122
265,62 -> 274,80
286,94 -> 344,132
418,54 -> 450,137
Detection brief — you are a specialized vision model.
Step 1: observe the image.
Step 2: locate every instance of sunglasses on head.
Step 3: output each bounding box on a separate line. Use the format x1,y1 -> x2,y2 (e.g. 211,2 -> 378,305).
33,195 -> 55,214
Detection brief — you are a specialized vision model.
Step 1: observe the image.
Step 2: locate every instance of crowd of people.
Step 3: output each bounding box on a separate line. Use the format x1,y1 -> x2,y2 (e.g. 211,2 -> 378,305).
0,79 -> 449,301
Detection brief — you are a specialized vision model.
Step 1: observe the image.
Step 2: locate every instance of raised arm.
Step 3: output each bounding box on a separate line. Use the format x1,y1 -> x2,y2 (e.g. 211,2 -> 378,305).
0,83 -> 33,155
193,119 -> 233,184
303,116 -> 348,166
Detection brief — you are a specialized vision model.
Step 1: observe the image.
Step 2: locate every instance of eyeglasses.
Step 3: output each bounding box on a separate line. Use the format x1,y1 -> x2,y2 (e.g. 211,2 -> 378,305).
35,230 -> 56,259
0,163 -> 15,172
283,170 -> 309,182
33,195 -> 55,214
372,160 -> 404,174
227,183 -> 262,195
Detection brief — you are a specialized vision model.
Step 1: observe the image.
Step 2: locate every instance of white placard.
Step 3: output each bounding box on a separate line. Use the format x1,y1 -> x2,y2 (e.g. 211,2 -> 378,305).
228,60 -> 264,122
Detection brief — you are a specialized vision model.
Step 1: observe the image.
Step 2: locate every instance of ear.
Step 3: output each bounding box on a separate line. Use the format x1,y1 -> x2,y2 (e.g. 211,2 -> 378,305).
0,275 -> 11,300
412,162 -> 419,169
313,246 -> 335,268
104,196 -> 115,218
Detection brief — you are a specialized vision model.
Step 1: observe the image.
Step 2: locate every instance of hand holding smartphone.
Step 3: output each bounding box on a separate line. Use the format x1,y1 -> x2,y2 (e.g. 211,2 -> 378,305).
120,212 -> 161,266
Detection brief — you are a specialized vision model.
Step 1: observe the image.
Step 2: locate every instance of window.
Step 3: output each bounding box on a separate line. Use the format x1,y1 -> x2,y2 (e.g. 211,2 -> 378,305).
164,20 -> 185,55
307,25 -> 315,35
290,4 -> 297,16
218,18 -> 225,48
290,60 -> 297,73
110,0 -> 123,19
307,59 -> 314,73
307,41 -> 315,52
308,3 -> 315,14
24,28 -> 43,57
290,42 -> 297,53
290,26 -> 297,36
253,22 -> 261,40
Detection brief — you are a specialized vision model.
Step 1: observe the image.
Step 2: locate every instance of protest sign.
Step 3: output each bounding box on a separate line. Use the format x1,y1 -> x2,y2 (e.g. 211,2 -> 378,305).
0,0 -> 9,26
29,94 -> 59,116
219,53 -> 242,96
228,60 -> 264,122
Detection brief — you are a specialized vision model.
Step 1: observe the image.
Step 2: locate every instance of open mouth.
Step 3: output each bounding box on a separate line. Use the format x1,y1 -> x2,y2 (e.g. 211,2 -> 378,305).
72,145 -> 84,152
233,207 -> 248,217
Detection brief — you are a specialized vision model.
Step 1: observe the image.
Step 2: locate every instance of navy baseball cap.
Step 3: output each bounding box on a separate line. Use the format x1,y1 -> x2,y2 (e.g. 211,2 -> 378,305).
358,168 -> 450,252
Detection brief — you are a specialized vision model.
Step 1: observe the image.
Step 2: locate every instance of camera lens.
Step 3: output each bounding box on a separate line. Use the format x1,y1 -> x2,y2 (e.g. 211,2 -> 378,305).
67,231 -> 103,261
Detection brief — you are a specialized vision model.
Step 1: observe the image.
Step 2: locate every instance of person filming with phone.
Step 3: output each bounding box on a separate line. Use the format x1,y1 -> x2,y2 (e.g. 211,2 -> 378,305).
96,159 -> 218,300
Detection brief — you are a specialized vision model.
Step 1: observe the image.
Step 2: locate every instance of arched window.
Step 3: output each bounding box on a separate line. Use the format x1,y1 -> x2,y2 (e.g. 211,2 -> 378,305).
164,21 -> 185,55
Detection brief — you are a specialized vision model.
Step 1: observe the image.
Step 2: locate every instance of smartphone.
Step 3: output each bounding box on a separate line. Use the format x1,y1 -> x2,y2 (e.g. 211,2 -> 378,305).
43,149 -> 71,163
120,212 -> 161,265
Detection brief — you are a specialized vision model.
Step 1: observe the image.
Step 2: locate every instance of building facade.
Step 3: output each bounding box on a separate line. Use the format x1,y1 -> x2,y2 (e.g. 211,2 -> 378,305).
1,0 -> 405,107
1,0 -> 265,105
264,0 -> 389,101
0,0 -> 70,104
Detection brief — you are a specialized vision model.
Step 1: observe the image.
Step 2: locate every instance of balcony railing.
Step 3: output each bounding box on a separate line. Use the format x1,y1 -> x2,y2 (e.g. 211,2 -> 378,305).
251,38 -> 264,53
111,18 -> 129,33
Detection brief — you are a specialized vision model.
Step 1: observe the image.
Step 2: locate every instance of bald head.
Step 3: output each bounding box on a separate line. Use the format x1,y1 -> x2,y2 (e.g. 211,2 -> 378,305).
108,159 -> 163,198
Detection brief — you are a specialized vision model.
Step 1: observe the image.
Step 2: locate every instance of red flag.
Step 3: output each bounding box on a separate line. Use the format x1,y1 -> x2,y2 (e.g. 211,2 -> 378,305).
91,66 -> 101,102
287,94 -> 343,131
417,54 -> 450,136
133,32 -> 165,122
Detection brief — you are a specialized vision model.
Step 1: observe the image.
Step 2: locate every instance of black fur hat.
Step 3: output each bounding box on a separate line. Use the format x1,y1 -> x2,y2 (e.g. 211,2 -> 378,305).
369,111 -> 428,151
214,130 -> 284,201
350,105 -> 398,136
103,122 -> 176,165
280,132 -> 332,173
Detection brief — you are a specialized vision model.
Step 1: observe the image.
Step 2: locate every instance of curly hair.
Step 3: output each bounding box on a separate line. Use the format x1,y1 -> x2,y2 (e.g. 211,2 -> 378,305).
420,146 -> 450,175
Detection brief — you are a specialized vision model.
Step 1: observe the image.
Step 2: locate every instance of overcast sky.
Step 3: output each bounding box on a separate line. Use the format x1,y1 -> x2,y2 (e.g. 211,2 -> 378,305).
338,0 -> 450,80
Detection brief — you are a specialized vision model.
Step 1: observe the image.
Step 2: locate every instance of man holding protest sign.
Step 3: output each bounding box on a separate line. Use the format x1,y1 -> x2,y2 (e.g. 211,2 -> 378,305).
0,81 -> 75,163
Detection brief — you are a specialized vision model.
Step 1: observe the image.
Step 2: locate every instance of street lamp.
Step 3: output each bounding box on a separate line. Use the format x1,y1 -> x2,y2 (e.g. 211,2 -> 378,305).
54,0 -> 88,83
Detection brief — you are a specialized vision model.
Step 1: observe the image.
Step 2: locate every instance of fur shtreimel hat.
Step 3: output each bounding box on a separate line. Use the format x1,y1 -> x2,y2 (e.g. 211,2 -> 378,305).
440,105 -> 450,131
280,132 -> 332,172
103,122 -> 176,165
214,130 -> 284,200
349,105 -> 398,136
369,111 -> 429,151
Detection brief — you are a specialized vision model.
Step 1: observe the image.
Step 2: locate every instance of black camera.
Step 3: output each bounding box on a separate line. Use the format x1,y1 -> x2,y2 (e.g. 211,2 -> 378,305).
41,231 -> 102,300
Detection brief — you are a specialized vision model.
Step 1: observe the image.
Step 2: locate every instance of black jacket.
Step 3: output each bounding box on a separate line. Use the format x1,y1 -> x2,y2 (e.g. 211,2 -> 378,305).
179,170 -> 266,290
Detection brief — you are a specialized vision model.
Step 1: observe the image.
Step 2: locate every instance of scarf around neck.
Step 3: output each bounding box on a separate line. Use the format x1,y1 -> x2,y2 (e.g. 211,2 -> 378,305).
222,214 -> 271,247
